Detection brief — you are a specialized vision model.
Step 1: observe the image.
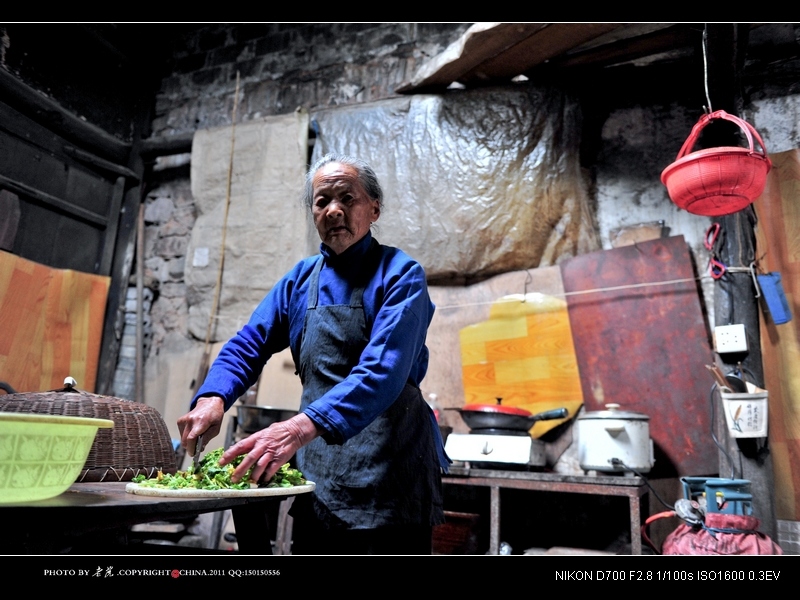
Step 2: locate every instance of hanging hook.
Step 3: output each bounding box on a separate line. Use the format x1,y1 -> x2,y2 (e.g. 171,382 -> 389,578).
702,25 -> 713,113
522,270 -> 533,302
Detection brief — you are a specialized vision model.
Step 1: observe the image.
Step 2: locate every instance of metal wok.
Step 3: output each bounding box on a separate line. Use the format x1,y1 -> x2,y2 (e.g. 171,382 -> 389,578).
449,399 -> 568,432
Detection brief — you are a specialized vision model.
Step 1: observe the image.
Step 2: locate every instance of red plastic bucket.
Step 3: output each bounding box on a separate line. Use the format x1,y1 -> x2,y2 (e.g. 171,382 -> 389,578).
661,110 -> 771,216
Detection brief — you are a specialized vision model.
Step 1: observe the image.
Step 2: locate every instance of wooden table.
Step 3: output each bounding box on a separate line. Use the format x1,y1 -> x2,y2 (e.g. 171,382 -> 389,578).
0,482 -> 302,554
443,468 -> 649,555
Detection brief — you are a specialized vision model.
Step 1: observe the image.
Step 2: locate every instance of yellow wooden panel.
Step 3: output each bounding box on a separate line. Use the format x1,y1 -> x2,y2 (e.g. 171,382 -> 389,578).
488,293 -> 568,319
459,316 -> 528,345
459,340 -> 487,365
461,362 -> 496,388
463,376 -> 583,405
460,292 -> 583,437
526,312 -> 574,338
494,356 -> 552,383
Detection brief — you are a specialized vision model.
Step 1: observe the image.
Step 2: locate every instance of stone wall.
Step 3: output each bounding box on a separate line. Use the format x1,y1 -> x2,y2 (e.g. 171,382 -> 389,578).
119,23 -> 800,394
113,23 -> 470,398
152,23 -> 472,137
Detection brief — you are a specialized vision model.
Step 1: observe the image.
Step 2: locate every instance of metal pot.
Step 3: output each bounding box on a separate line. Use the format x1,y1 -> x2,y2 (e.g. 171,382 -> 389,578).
450,398 -> 568,433
576,403 -> 654,474
236,405 -> 299,434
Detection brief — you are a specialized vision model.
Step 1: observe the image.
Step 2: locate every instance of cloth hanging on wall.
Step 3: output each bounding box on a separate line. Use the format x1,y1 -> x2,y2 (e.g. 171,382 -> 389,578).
185,110 -> 311,342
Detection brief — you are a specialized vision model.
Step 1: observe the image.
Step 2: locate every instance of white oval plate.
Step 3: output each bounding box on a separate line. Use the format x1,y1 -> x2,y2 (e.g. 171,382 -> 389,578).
125,481 -> 315,498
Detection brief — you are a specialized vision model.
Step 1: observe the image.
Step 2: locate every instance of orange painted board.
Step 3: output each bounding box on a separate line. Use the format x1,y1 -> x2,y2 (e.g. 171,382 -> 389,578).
753,149 -> 800,520
560,235 -> 716,478
0,251 -> 110,393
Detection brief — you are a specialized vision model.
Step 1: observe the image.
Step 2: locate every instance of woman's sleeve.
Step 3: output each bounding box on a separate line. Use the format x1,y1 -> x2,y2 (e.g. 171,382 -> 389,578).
191,273 -> 296,411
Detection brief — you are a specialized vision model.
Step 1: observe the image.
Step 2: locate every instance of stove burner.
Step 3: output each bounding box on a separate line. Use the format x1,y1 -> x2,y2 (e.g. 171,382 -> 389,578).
468,428 -> 530,436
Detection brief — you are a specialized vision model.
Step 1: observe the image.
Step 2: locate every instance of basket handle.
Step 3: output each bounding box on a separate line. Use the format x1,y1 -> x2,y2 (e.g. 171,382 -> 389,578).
676,110 -> 769,160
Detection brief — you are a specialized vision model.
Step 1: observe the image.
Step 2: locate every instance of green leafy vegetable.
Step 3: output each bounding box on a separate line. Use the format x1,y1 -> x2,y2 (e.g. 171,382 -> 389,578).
131,447 -> 307,490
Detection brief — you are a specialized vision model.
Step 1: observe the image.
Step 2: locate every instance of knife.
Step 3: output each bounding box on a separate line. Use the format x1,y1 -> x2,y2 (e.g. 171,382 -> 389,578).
189,434 -> 205,474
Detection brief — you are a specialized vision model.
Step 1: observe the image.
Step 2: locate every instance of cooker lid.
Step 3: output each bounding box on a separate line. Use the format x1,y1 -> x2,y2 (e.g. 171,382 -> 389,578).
577,403 -> 650,421
461,398 -> 531,416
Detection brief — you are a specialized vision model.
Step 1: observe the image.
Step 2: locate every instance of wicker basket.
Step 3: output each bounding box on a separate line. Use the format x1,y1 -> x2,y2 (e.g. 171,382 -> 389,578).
0,388 -> 177,482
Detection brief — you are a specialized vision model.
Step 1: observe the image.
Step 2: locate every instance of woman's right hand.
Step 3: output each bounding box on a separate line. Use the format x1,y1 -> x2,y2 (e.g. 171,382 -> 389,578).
219,413 -> 321,483
177,395 -> 225,456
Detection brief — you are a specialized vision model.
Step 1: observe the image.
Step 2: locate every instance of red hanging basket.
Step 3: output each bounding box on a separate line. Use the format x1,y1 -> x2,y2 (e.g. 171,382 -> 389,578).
661,110 -> 772,217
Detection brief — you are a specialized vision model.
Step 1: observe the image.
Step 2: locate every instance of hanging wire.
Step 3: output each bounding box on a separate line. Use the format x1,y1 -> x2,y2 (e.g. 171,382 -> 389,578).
702,25 -> 713,113
436,274 -> 708,312
609,458 -> 675,511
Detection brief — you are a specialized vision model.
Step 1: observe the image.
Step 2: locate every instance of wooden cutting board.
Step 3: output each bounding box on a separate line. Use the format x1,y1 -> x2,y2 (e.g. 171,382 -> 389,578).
125,482 -> 315,498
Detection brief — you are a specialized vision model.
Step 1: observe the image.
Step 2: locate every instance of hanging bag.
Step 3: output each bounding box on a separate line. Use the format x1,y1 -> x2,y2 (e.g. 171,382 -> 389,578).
661,110 -> 772,216
662,512 -> 783,555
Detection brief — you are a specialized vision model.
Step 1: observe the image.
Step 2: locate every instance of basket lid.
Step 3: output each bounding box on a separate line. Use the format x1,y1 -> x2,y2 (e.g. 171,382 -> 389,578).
0,387 -> 177,481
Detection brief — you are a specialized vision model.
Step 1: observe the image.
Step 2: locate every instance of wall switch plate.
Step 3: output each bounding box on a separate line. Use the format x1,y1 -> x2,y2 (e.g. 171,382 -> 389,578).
714,324 -> 748,353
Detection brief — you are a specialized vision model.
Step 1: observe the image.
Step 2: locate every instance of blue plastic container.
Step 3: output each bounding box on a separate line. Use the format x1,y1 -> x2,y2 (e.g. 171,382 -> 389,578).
680,477 -> 753,516
758,272 -> 792,325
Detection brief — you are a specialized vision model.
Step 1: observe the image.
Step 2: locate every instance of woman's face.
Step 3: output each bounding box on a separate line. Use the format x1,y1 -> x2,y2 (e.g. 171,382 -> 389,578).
311,162 -> 380,255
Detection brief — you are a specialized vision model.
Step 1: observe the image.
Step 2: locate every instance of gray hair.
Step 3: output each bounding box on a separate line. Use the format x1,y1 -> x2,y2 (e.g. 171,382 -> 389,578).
303,153 -> 384,211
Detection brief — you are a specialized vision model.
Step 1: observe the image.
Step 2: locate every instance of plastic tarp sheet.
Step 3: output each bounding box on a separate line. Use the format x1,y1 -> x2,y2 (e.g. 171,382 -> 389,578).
310,85 -> 600,283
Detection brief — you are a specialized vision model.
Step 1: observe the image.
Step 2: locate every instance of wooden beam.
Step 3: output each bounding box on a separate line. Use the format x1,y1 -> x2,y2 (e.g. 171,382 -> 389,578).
98,176 -> 126,276
547,24 -> 699,70
139,132 -> 194,158
0,67 -> 131,163
396,23 -> 551,93
0,173 -> 108,227
460,23 -> 623,84
705,23 -> 777,542
63,145 -> 139,180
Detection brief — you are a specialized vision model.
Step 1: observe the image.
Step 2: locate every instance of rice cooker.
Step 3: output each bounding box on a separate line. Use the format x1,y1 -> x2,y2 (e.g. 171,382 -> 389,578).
577,403 -> 655,474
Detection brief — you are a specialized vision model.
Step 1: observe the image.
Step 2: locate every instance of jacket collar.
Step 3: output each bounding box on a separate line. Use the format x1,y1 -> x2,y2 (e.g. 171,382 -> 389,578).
320,231 -> 378,278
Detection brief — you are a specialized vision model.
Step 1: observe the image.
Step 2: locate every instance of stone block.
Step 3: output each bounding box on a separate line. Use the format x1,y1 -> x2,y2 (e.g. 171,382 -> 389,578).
145,195 -> 176,224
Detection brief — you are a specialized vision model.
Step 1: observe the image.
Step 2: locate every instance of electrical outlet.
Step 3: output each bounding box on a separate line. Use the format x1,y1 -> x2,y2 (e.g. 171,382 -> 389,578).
714,324 -> 748,353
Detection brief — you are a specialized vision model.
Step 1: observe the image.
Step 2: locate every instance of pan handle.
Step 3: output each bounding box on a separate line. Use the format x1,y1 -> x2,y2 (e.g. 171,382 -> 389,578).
529,408 -> 569,422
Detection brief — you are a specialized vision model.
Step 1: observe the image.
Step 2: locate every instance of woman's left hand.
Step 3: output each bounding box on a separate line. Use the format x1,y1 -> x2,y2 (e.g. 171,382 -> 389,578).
220,413 -> 321,483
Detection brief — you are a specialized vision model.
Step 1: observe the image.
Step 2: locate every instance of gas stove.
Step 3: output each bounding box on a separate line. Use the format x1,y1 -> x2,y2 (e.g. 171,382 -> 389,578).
444,431 -> 546,468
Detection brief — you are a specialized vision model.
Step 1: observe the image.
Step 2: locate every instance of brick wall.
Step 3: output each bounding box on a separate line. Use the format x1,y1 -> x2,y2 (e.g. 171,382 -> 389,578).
778,519 -> 800,554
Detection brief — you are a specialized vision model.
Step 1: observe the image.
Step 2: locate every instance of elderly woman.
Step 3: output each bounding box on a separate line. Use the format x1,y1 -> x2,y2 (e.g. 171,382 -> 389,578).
178,153 -> 447,554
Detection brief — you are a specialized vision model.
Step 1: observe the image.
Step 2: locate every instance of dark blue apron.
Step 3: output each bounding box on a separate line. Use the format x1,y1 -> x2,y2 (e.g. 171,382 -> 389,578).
292,253 -> 443,530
